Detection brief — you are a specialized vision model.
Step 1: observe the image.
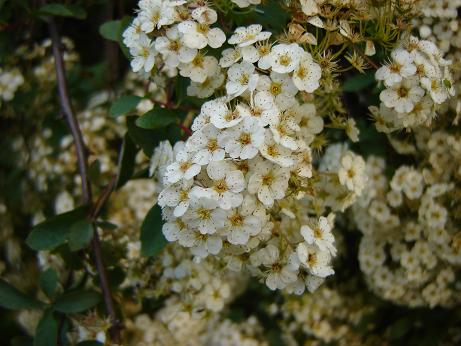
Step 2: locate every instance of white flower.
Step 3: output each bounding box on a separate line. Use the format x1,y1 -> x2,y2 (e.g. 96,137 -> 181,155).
155,25 -> 197,67
164,150 -> 201,184
190,232 -> 223,257
187,68 -> 224,98
247,159 -> 290,206
380,77 -> 425,113
255,41 -> 273,69
402,170 -> 424,199
421,201 -> 447,229
296,243 -> 334,278
269,43 -> 304,74
337,152 -> 366,194
270,116 -> 299,151
300,216 -> 336,256
420,76 -> 455,104
255,245 -> 297,290
299,0 -> 319,16
186,123 -> 225,165
149,140 -> 174,180
259,131 -> 295,167
203,160 -> 246,210
218,116 -> 265,160
209,102 -> 251,129
292,51 -> 322,92
122,18 -> 143,48
162,217 -> 190,243
225,202 -> 261,245
292,103 -> 323,145
129,33 -> 157,72
225,61 -> 259,97
54,191 -> 75,214
249,91 -> 280,127
191,6 -> 218,25
203,279 -> 230,311
345,118 -> 360,142
158,179 -> 194,217
219,48 -> 242,68
376,49 -> 416,87
182,197 -> 227,235
257,72 -> 298,110
138,0 -> 183,32
228,24 -> 271,47
177,20 -> 226,49
179,54 -> 218,83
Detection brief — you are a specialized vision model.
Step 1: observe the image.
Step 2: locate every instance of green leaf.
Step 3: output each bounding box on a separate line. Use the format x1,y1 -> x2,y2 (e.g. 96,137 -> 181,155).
38,3 -> 87,19
126,116 -> 182,156
0,279 -> 44,310
115,132 -> 137,188
110,95 -> 142,117
135,108 -> 177,129
39,269 -> 59,299
34,309 -> 58,346
389,316 -> 412,340
56,245 -> 84,271
26,206 -> 89,251
68,219 -> 94,251
99,20 -> 120,42
140,205 -> 167,257
343,72 -> 376,92
126,116 -> 157,156
54,290 -> 100,314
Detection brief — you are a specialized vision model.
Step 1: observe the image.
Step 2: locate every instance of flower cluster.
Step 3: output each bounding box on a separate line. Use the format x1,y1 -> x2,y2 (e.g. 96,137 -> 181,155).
26,98 -> 123,196
0,68 -> 23,105
152,118 -> 365,293
277,283 -> 378,346
353,131 -> 461,307
123,1 -> 323,101
371,36 -> 455,131
127,0 -> 369,295
124,298 -> 268,346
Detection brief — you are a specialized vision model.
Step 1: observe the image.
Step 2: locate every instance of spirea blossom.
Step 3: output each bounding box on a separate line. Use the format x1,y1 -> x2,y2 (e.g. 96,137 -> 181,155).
373,36 -> 455,131
151,96 -> 366,293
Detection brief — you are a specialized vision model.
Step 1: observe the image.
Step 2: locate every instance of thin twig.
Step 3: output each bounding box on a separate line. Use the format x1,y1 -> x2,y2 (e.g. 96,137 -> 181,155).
45,11 -> 121,344
362,53 -> 380,70
90,175 -> 117,220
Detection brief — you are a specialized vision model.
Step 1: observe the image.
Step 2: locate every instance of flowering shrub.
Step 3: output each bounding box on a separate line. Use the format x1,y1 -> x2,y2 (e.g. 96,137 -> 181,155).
0,0 -> 461,345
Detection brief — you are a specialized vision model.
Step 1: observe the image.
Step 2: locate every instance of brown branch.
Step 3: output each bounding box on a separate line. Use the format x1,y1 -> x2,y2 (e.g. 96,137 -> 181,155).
362,53 -> 380,70
45,10 -> 121,344
90,175 -> 117,220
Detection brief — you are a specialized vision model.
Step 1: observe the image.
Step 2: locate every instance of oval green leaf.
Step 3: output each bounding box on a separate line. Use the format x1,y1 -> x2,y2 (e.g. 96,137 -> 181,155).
140,205 -> 167,257
0,279 -> 44,310
135,108 -> 177,129
54,290 -> 101,314
109,95 -> 142,117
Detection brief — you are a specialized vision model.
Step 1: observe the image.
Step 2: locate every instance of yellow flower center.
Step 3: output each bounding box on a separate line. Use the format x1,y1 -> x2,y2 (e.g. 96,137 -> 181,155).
207,139 -> 218,152
213,179 -> 228,193
238,132 -> 252,145
279,54 -> 291,66
262,173 -> 274,186
270,82 -> 282,95
197,208 -> 211,220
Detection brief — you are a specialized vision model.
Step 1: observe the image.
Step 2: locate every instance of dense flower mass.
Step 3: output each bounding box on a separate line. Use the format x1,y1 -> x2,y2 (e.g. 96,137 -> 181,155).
2,0 -> 461,345
372,36 -> 455,131
353,128 -> 461,308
